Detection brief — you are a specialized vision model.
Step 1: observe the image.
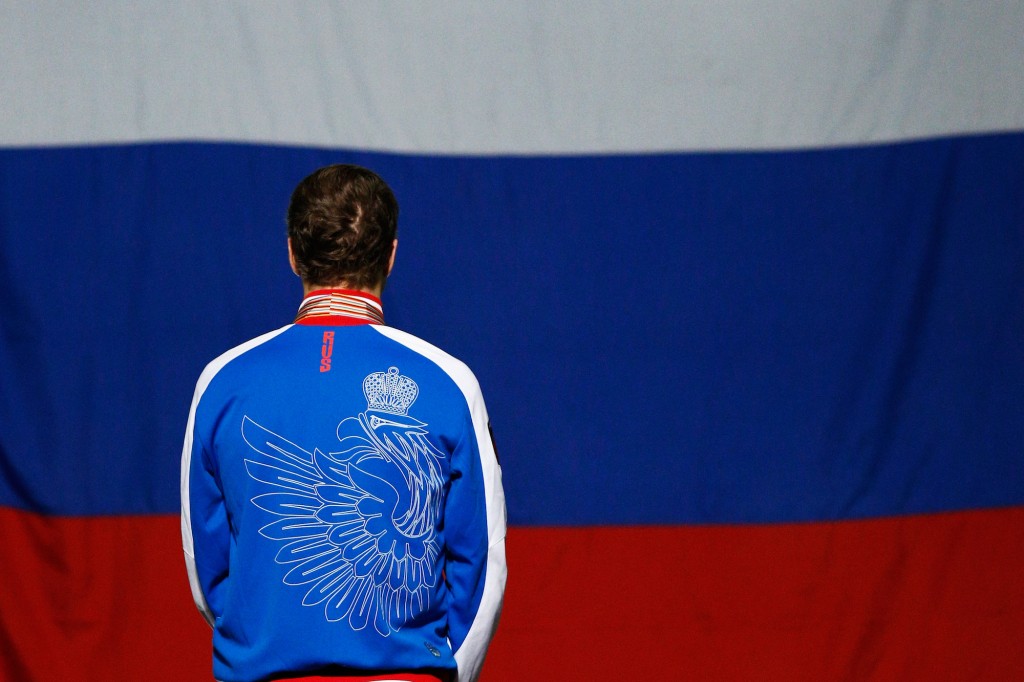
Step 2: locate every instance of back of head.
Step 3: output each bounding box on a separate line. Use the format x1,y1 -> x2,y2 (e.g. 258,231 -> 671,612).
286,164 -> 399,290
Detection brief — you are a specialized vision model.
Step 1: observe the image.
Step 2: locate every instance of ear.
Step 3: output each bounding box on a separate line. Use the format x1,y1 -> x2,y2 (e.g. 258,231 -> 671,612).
386,238 -> 398,277
287,238 -> 300,276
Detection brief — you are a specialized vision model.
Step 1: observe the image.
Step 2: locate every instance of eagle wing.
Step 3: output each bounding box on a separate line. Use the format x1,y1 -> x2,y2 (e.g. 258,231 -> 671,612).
241,414 -> 419,636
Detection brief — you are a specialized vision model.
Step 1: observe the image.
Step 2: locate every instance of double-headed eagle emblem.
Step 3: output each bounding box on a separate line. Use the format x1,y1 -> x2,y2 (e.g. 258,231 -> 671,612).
241,367 -> 445,636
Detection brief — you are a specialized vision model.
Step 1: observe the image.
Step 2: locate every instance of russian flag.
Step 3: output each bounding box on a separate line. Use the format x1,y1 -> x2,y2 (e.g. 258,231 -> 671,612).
2,4 -> 1022,680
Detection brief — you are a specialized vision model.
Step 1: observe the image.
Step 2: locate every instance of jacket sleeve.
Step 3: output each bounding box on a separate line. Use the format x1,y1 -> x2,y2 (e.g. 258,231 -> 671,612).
444,375 -> 507,682
180,375 -> 231,628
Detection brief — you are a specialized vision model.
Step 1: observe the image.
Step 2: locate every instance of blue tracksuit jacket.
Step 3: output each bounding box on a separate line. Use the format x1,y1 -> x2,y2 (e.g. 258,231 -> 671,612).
181,290 -> 506,682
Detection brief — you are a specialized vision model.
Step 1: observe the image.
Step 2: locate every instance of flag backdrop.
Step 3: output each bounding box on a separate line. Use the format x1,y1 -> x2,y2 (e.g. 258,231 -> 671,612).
2,3 -> 1023,680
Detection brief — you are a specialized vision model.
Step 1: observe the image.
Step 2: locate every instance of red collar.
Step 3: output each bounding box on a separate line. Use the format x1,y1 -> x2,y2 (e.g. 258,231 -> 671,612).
294,289 -> 384,326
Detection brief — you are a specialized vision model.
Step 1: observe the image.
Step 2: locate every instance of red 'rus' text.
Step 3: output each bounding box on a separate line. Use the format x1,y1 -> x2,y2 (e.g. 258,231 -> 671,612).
320,331 -> 335,372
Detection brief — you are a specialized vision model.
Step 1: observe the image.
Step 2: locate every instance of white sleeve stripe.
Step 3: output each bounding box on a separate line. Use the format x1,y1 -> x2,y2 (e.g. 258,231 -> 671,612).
180,324 -> 292,627
455,538 -> 506,681
370,325 -> 506,682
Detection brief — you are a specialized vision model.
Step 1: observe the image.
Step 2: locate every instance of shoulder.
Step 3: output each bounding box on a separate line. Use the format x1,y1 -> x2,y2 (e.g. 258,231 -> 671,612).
370,325 -> 484,401
192,324 -> 293,402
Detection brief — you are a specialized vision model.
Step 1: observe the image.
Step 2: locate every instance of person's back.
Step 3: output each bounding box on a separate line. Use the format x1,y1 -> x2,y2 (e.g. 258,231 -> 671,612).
181,166 -> 506,682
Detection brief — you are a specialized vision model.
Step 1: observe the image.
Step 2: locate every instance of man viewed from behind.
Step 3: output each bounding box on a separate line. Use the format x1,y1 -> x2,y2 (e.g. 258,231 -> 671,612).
181,165 -> 507,682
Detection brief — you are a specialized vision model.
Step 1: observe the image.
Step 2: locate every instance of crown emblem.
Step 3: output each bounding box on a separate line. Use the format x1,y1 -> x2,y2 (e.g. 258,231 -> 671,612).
362,367 -> 419,415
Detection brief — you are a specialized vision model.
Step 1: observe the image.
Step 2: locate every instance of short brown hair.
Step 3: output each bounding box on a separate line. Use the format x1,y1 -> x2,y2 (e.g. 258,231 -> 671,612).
286,164 -> 398,290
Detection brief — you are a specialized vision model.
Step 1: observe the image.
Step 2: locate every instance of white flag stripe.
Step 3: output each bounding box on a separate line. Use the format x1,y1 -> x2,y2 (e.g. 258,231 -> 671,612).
1,2 -> 1022,153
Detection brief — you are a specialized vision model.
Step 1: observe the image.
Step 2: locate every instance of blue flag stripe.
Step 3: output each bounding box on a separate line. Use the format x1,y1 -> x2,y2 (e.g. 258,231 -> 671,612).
1,134 -> 1021,522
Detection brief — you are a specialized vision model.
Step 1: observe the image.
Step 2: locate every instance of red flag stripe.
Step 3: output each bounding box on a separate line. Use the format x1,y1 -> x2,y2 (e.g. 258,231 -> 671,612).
1,507 -> 1021,680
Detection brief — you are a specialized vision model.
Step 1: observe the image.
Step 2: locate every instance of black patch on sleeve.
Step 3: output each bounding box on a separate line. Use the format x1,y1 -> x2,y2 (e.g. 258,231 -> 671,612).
487,421 -> 501,466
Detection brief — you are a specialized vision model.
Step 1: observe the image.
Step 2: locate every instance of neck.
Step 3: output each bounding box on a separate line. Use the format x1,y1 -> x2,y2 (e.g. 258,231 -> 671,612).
302,280 -> 383,299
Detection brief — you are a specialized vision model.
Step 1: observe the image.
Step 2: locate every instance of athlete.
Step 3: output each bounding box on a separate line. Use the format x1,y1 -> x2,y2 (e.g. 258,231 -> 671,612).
181,164 -> 506,682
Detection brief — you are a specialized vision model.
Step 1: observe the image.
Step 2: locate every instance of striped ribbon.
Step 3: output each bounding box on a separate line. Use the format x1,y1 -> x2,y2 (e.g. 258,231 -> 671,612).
294,290 -> 384,325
